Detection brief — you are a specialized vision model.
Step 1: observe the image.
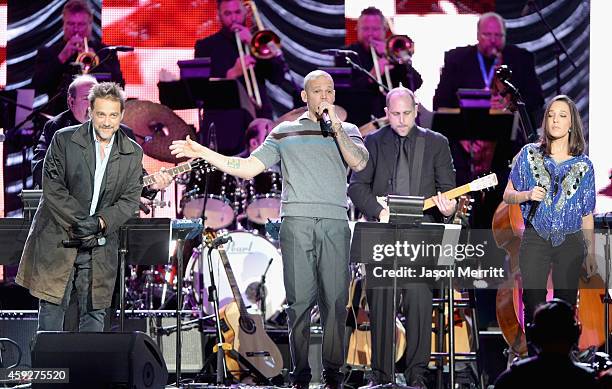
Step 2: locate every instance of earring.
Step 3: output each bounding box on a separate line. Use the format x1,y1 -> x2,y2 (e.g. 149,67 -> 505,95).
568,129 -> 572,133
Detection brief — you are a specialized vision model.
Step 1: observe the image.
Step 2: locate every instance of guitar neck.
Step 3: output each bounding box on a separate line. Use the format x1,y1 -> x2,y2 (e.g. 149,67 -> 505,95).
218,247 -> 250,316
423,183 -> 471,211
142,161 -> 194,187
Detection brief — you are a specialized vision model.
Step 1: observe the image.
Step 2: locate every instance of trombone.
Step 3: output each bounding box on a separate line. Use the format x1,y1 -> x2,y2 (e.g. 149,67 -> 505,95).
75,37 -> 99,74
235,0 -> 282,108
370,17 -> 415,92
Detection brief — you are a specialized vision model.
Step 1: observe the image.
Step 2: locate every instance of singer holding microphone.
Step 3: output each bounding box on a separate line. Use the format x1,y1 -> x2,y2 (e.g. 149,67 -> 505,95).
32,0 -> 125,117
170,70 -> 367,389
502,95 -> 596,353
16,82 -> 143,333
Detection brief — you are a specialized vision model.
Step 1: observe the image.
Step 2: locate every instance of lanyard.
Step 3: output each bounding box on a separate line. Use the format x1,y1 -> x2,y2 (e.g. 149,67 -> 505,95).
477,51 -> 499,90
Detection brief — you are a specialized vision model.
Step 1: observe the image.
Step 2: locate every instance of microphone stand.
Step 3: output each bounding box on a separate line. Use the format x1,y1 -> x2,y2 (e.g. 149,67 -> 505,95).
259,258 -> 274,326
344,56 -> 390,95
526,0 -> 578,94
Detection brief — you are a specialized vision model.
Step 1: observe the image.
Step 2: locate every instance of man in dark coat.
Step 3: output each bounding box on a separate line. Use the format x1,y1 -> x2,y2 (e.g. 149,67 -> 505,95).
16,82 -> 142,332
31,0 -> 124,116
348,87 -> 456,389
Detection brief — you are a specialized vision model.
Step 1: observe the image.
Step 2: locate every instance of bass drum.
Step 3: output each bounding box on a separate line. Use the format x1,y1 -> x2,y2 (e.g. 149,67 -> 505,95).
185,231 -> 284,320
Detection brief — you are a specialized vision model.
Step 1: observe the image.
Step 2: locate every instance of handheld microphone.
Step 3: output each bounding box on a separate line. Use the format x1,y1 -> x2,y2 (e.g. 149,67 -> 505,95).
61,236 -> 106,248
101,45 -> 135,52
320,109 -> 333,138
208,122 -> 217,151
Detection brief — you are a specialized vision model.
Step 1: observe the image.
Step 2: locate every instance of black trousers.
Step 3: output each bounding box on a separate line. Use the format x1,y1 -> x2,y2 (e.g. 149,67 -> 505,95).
367,283 -> 432,384
519,228 -> 586,326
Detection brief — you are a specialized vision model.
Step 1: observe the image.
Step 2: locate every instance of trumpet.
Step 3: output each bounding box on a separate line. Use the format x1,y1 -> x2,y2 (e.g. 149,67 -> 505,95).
75,37 -> 99,74
235,0 -> 282,108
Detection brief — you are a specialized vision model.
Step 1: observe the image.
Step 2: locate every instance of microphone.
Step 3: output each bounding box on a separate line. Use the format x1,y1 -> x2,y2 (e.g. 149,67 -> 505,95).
101,45 -> 135,52
320,109 -> 333,138
208,122 -> 217,152
321,49 -> 358,57
139,201 -> 151,214
61,236 -> 106,248
211,234 -> 232,248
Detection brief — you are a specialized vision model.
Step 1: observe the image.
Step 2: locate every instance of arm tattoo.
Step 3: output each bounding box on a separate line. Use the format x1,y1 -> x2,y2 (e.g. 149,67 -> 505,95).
226,158 -> 241,169
335,125 -> 368,169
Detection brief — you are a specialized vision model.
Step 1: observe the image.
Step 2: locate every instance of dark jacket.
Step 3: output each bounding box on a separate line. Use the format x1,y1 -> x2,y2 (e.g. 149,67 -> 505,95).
433,44 -> 544,125
17,122 -> 143,308
348,125 -> 455,222
32,39 -> 124,116
32,109 -> 157,200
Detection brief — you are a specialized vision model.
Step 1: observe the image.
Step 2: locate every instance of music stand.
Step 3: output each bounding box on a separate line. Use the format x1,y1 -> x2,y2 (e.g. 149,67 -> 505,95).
351,219 -> 459,389
20,189 -> 42,221
0,218 -> 31,266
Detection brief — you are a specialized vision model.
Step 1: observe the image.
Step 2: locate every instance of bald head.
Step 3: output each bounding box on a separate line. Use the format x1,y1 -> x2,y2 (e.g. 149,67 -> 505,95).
303,70 -> 334,92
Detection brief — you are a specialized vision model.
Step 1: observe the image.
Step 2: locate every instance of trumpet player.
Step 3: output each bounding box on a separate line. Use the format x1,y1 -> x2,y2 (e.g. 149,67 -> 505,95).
32,0 -> 124,117
334,6 -> 423,127
194,0 -> 286,120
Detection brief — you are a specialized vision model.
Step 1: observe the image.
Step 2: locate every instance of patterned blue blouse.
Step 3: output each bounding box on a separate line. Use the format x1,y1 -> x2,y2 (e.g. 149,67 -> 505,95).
509,143 -> 595,246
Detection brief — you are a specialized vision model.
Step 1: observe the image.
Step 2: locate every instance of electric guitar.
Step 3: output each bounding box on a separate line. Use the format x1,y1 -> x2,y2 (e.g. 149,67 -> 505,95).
204,229 -> 283,381
377,173 -> 498,211
142,158 -> 210,187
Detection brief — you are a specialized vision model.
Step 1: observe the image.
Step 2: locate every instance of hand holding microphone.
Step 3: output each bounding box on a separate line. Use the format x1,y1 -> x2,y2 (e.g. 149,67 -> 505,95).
318,102 -> 338,138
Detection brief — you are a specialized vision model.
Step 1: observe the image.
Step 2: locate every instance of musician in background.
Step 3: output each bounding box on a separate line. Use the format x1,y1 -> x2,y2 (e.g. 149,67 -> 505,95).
194,0 -> 285,119
335,6 -> 423,127
16,83 -> 143,332
348,87 -> 455,389
32,0 -> 124,116
236,118 -> 274,158
502,95 -> 596,352
171,70 -> 367,389
494,299 -> 598,388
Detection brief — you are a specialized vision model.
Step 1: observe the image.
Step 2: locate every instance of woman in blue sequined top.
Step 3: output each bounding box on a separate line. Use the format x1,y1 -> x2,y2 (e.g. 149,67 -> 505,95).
503,95 -> 596,338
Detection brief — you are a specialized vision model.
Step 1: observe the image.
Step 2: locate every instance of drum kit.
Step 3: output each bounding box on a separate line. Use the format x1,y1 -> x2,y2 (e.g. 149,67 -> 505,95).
122,99 -> 287,319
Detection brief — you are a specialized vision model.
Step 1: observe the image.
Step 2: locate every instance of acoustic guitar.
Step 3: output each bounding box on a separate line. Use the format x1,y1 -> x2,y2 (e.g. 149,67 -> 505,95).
203,230 -> 283,381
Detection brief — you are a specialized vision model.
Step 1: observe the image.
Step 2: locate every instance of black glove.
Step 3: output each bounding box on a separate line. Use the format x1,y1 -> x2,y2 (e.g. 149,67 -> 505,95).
79,236 -> 99,249
72,216 -> 101,238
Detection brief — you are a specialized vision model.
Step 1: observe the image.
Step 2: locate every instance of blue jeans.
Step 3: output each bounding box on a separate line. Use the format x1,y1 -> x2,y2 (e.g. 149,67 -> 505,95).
38,250 -> 106,332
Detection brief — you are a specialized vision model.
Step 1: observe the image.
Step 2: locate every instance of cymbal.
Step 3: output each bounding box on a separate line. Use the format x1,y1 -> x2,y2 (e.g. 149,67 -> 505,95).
359,116 -> 388,137
274,105 -> 348,126
122,100 -> 195,163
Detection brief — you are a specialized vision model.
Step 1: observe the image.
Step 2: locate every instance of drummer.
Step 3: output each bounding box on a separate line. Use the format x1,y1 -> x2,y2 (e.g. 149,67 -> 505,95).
234,118 -> 280,233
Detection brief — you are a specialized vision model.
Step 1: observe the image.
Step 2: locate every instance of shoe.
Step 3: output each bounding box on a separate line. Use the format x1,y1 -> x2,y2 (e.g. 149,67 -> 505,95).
320,383 -> 342,389
358,381 -> 377,389
291,383 -> 309,389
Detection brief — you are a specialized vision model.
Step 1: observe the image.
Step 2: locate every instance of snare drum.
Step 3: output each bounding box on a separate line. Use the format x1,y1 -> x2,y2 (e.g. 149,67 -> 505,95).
185,231 -> 284,319
246,170 -> 281,224
181,169 -> 237,229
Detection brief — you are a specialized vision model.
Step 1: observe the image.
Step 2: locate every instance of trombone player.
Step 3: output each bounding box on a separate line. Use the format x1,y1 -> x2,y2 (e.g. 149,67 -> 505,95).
334,6 -> 423,127
32,0 -> 124,117
194,0 -> 286,120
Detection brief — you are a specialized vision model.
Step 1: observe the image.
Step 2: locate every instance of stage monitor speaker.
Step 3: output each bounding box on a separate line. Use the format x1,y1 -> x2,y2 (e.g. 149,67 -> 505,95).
31,331 -> 168,389
151,317 -> 205,374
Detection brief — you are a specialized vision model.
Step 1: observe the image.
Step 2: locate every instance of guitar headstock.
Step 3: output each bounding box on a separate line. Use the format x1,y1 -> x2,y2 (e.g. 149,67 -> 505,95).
469,173 -> 498,192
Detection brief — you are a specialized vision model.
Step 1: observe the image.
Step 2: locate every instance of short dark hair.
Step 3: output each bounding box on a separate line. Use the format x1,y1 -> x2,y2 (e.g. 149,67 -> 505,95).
217,0 -> 241,10
63,0 -> 93,19
539,95 -> 585,156
360,6 -> 385,22
88,82 -> 126,111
